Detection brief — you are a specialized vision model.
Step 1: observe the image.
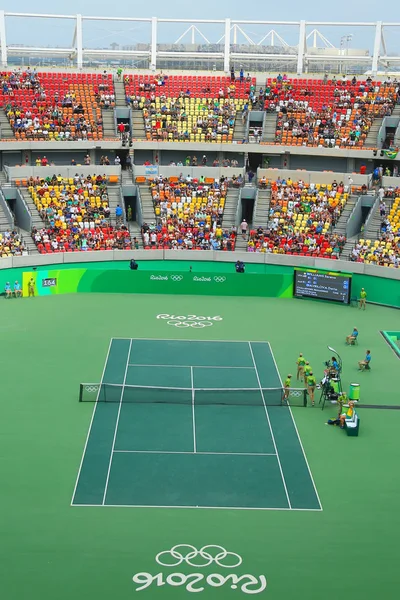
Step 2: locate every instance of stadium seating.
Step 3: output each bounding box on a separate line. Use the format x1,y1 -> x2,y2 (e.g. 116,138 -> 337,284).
141,176 -> 236,250
350,192 -> 400,267
248,178 -> 348,257
263,77 -> 396,148
125,74 -> 255,142
28,174 -> 131,252
0,70 -> 115,140
0,230 -> 27,257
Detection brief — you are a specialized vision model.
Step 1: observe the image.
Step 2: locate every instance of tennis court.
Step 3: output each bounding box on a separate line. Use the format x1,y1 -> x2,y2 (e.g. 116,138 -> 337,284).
71,338 -> 321,510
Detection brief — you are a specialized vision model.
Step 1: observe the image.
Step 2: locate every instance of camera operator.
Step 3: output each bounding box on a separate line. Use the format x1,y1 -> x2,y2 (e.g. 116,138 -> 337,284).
130,258 -> 138,270
235,260 -> 245,273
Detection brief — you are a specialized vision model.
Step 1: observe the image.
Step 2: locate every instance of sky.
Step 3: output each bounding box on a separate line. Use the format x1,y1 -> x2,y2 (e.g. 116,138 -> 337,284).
2,1 -> 398,55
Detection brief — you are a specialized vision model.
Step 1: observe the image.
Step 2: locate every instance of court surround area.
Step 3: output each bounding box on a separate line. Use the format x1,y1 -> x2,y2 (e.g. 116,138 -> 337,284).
72,338 -> 321,510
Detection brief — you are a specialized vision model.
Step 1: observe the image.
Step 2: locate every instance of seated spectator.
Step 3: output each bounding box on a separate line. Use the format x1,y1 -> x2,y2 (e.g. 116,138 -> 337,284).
143,176 -> 236,251
28,175 -> 131,253
0,230 -> 26,257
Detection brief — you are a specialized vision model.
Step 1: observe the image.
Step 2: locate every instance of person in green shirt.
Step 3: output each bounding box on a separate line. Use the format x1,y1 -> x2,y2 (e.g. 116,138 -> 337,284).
296,353 -> 306,381
283,374 -> 292,401
307,372 -> 317,406
359,288 -> 367,310
303,362 -> 312,386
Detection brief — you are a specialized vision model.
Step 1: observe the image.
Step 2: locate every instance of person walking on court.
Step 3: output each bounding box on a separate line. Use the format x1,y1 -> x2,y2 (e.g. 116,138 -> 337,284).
283,374 -> 292,401
307,371 -> 317,406
296,353 -> 306,381
359,288 -> 367,310
303,361 -> 312,386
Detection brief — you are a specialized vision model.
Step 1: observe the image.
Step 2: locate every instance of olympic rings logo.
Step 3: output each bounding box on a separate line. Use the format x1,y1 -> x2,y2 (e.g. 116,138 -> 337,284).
213,276 -> 226,283
290,390 -> 302,397
155,545 -> 242,569
85,386 -> 99,393
170,275 -> 183,282
167,320 -> 213,328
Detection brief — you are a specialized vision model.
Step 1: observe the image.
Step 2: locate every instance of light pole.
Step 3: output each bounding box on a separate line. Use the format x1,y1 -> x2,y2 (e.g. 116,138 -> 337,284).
340,34 -> 353,75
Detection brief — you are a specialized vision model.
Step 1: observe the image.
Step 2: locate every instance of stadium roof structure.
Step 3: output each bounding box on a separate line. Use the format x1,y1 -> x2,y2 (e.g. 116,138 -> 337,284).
0,11 -> 399,74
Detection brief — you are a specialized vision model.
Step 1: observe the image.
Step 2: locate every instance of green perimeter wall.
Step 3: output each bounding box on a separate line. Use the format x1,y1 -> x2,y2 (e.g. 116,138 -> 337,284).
0,260 -> 397,307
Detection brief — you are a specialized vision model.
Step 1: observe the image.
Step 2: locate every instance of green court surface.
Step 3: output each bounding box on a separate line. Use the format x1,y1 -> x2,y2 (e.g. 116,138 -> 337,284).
72,339 -> 320,510
2,293 -> 400,600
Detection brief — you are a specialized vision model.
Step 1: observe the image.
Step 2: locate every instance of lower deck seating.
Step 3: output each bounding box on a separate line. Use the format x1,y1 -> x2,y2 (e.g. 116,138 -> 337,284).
0,230 -> 27,257
142,176 -> 236,250
27,174 -> 130,252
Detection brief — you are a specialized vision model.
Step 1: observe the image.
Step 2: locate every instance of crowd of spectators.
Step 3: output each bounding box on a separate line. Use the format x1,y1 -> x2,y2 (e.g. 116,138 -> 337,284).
141,97 -> 240,142
28,174 -> 131,253
124,73 -> 255,142
250,75 -> 397,147
247,178 -> 349,256
351,187 -> 400,267
0,69 -> 113,141
142,174 -> 236,250
0,230 -> 27,257
247,228 -> 346,257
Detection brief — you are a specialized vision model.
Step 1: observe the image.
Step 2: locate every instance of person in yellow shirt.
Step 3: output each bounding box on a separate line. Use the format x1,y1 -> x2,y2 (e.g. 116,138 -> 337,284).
296,353 -> 306,381
307,372 -> 317,406
359,288 -> 367,310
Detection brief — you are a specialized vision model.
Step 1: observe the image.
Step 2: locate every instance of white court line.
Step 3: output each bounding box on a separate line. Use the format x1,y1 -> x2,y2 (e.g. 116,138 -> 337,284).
267,342 -> 323,511
101,339 -> 133,506
248,341 -> 292,510
72,503 -> 322,512
190,366 -> 197,453
379,329 -> 400,359
113,450 -> 277,456
127,364 -> 254,369
114,337 -> 270,344
70,338 -> 113,506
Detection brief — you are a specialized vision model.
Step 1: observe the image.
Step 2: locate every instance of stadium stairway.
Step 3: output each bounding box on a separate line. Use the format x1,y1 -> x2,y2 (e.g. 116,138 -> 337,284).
132,110 -> 146,139
106,184 -> 125,225
0,110 -> 14,139
221,188 -> 240,231
18,228 -> 38,254
392,105 -> 400,146
138,184 -> 156,223
127,221 -> 143,249
19,187 -> 46,230
332,193 -> 359,237
252,187 -> 271,228
363,194 -> 386,240
0,201 -> 11,229
101,107 -> 116,138
114,80 -> 127,108
364,117 -> 384,148
261,113 -> 277,143
233,116 -> 246,142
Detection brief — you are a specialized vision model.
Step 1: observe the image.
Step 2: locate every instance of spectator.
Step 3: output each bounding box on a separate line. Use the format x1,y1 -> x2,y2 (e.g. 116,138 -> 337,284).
115,204 -> 123,224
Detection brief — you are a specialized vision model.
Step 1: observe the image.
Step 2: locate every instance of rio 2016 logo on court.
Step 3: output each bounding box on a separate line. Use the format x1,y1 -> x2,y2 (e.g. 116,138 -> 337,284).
132,544 -> 267,594
156,314 -> 223,328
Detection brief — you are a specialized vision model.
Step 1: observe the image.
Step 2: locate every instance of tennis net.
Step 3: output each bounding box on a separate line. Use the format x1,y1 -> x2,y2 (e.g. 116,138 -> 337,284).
79,383 -> 308,407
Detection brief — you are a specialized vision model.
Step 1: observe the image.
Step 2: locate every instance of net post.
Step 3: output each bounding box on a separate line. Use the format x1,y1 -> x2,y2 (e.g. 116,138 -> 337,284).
303,388 -> 307,407
79,383 -> 83,402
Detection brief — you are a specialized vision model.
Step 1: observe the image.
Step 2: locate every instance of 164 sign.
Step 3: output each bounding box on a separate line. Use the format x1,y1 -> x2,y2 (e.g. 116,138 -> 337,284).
132,544 -> 267,594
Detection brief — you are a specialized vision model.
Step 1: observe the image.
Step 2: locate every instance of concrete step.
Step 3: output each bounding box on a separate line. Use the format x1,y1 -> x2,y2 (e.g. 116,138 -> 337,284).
101,108 -> 116,137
